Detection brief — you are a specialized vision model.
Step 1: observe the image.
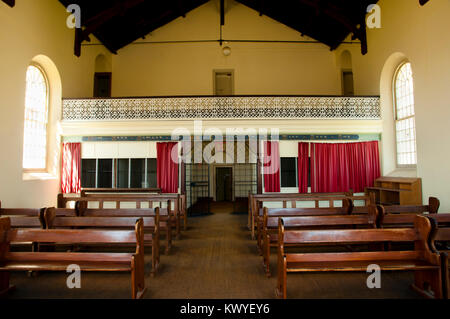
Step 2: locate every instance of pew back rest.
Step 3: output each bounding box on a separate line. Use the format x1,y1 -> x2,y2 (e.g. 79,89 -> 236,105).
279,215 -> 432,247
0,207 -> 45,228
267,214 -> 376,229
0,217 -> 144,248
380,197 -> 440,215
45,207 -> 159,229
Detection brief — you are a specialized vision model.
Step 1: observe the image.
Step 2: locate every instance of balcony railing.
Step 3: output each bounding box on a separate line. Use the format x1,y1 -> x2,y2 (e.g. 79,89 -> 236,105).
62,95 -> 381,121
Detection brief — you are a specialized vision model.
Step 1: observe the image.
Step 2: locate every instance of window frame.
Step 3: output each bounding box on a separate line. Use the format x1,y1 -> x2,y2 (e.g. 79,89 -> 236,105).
23,63 -> 50,173
393,61 -> 417,169
280,157 -> 298,188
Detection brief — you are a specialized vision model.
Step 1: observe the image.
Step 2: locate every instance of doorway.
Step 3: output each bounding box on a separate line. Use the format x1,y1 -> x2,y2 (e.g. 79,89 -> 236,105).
216,167 -> 233,202
214,70 -> 234,96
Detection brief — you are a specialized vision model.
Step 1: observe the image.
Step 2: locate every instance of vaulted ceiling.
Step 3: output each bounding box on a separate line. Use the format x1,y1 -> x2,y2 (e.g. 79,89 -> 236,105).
11,0 -> 425,57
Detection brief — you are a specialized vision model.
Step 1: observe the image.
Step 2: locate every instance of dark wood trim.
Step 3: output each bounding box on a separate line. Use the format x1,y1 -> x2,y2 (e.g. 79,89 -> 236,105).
1,0 -> 14,7
63,94 -> 381,100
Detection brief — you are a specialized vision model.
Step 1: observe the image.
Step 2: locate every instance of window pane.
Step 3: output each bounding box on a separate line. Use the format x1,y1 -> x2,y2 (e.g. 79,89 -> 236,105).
23,65 -> 48,169
281,157 -> 297,188
395,62 -> 417,166
81,159 -> 96,188
98,159 -> 113,188
117,159 -> 129,188
147,159 -> 157,188
130,159 -> 146,188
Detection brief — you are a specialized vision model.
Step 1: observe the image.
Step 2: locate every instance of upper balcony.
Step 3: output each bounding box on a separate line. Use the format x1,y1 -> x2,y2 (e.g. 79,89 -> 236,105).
62,95 -> 381,122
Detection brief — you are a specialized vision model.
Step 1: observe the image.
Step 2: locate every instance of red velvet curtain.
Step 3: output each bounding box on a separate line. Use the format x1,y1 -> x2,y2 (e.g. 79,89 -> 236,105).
263,141 -> 281,193
297,142 -> 309,193
61,143 -> 81,194
311,141 -> 381,193
157,142 -> 179,193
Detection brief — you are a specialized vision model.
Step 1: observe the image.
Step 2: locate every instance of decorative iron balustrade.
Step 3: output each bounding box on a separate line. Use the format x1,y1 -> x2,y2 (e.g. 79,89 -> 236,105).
62,96 -> 381,121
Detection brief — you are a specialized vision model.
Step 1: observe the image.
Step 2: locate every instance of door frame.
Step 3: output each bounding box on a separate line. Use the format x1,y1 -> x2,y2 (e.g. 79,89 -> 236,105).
213,164 -> 234,202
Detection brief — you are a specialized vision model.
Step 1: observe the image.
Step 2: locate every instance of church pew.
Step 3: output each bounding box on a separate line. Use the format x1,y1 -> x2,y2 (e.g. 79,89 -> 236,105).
252,196 -> 364,241
250,193 -> 374,239
79,207 -> 172,254
428,215 -> 450,299
261,204 -> 378,277
44,207 -> 161,276
0,203 -> 46,253
58,194 -> 181,239
248,191 -> 354,231
79,192 -> 186,233
0,217 -> 146,299
377,197 -> 440,228
276,215 -> 443,299
256,198 -> 354,252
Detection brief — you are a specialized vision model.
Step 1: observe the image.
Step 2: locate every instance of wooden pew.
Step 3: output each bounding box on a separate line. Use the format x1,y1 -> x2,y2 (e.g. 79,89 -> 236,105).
44,207 -> 161,276
0,202 -> 45,229
79,191 -> 187,232
428,214 -> 450,299
59,195 -> 181,239
257,198 -> 354,252
377,197 -> 440,228
276,215 -> 443,299
0,217 -> 146,299
79,207 -> 172,254
252,195 -> 365,241
248,191 -> 354,231
261,204 -> 378,277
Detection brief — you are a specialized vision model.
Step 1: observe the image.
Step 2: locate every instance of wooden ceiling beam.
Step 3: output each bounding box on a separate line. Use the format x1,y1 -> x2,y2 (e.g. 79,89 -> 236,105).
2,0 -> 15,7
74,0 -> 144,57
296,0 -> 369,54
220,0 -> 225,26
419,0 -> 430,5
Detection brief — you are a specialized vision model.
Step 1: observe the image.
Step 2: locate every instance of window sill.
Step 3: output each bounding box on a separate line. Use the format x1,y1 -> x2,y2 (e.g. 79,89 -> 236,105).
23,171 -> 58,181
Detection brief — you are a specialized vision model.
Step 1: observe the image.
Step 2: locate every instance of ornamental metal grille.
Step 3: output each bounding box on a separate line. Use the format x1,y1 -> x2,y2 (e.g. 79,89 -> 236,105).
62,96 -> 381,121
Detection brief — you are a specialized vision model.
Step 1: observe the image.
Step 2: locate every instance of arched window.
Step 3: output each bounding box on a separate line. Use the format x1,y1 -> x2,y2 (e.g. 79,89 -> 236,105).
394,62 -> 417,166
23,65 -> 49,170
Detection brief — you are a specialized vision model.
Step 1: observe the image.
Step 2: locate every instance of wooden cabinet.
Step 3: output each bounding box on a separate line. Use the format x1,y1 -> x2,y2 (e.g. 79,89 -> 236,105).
365,177 -> 422,205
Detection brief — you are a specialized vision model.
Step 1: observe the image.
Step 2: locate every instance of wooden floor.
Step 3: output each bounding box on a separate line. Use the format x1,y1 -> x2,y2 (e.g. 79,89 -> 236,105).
7,202 -> 420,299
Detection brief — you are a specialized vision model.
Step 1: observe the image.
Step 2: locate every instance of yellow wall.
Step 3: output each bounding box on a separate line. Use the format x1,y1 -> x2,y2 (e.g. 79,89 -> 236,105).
0,0 -> 107,207
335,0 -> 450,209
98,1 -> 342,96
2,0 -> 450,210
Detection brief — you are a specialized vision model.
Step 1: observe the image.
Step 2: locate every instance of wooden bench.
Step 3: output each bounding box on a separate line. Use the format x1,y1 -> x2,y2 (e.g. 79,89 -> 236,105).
44,207 -> 161,276
78,207 -> 172,254
59,195 -> 181,239
0,203 -> 46,253
377,197 -> 440,228
250,194 -> 373,239
428,214 -> 450,299
276,215 -> 444,299
79,192 -> 187,232
256,198 -> 354,251
253,196 -> 362,241
0,217 -> 146,299
248,191 -> 354,231
261,204 -> 378,277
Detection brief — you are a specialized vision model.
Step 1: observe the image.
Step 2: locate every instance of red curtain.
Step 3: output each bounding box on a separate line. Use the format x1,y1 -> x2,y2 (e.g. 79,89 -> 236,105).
61,143 -> 81,194
263,141 -> 280,193
311,141 -> 381,193
157,142 -> 179,193
297,143 -> 309,193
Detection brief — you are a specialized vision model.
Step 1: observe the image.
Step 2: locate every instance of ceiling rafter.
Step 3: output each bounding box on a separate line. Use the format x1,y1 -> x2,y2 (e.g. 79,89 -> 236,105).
74,0 -> 145,56
2,0 -> 15,7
